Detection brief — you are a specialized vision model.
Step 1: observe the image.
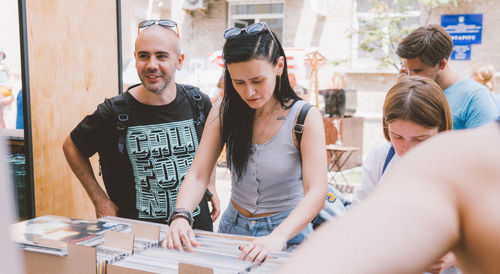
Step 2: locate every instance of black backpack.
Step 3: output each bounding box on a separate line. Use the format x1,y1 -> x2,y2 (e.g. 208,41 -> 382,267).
110,83 -> 207,154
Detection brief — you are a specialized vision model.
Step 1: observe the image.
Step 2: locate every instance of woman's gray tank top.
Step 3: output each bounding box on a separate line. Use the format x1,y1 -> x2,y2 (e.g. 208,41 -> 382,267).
230,100 -> 306,214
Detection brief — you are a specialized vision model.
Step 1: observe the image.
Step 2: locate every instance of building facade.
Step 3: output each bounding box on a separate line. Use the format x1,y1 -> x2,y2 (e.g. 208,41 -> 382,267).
120,0 -> 499,154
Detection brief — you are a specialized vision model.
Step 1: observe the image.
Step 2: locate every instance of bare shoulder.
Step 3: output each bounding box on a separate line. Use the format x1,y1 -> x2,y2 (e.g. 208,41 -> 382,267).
418,122 -> 500,199
401,122 -> 500,273
451,123 -> 500,273
293,101 -> 321,121
397,122 -> 500,174
304,105 -> 322,120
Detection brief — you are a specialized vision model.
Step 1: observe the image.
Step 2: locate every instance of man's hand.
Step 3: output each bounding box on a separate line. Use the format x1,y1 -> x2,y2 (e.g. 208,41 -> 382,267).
209,192 -> 220,222
425,251 -> 456,274
94,197 -> 119,218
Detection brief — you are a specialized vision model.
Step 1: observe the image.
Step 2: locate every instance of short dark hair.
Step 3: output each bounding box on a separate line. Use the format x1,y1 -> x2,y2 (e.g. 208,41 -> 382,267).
396,24 -> 453,67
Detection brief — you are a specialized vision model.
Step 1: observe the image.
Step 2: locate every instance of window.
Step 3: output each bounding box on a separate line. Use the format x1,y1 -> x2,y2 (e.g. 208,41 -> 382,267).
353,0 -> 421,70
228,2 -> 284,42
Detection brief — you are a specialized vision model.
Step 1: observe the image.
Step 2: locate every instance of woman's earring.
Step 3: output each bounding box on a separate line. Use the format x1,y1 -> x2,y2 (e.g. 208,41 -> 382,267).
277,75 -> 282,93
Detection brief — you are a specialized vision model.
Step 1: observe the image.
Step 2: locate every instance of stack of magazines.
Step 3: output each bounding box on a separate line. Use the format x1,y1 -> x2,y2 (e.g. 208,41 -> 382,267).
11,215 -> 131,274
11,215 -> 129,256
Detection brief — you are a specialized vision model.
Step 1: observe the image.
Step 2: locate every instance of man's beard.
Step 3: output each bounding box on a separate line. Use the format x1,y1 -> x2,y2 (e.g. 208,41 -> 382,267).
139,72 -> 171,94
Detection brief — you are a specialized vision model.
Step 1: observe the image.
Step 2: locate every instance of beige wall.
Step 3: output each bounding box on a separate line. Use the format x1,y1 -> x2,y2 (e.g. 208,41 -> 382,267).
26,0 -> 119,219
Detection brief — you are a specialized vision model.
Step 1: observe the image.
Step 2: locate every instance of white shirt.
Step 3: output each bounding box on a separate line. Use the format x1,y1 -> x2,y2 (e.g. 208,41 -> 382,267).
354,142 -> 400,203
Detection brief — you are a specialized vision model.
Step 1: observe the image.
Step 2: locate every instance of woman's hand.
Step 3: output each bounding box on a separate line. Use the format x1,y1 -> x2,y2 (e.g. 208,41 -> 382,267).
239,232 -> 288,264
162,218 -> 200,252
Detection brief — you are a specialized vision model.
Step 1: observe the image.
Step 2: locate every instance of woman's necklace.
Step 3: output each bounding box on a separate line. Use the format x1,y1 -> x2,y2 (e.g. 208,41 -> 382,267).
254,103 -> 287,144
256,103 -> 279,127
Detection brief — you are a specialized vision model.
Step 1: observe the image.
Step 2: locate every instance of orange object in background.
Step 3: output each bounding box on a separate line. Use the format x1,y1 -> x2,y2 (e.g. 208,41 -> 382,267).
0,86 -> 12,97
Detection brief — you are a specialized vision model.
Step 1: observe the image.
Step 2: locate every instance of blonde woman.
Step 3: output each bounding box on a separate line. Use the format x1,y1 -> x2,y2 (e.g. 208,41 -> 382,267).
471,63 -> 499,118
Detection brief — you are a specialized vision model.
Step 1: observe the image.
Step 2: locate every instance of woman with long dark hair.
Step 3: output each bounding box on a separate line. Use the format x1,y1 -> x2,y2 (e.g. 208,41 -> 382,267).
164,23 -> 326,263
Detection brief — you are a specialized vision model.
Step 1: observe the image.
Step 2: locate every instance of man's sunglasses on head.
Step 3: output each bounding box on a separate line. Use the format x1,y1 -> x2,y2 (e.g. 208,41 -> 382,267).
138,19 -> 180,39
223,22 -> 278,46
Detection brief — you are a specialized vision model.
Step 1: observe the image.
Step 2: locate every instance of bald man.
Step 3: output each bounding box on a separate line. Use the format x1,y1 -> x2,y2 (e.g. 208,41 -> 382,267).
277,121 -> 500,273
63,21 -> 219,230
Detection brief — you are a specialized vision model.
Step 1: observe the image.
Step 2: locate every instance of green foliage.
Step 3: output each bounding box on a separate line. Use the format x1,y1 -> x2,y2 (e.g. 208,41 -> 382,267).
357,0 -> 470,70
420,0 -> 468,9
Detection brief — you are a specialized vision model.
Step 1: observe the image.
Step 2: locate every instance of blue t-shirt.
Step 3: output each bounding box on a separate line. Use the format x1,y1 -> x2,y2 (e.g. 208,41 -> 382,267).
444,78 -> 497,130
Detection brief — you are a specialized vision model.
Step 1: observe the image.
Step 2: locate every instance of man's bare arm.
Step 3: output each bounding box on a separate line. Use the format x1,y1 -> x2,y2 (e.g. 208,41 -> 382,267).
62,136 -> 118,217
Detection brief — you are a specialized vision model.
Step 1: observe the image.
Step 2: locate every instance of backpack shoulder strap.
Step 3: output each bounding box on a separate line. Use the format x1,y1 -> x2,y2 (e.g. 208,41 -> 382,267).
179,84 -> 213,199
294,102 -> 312,148
110,94 -> 129,154
180,84 -> 206,136
382,145 -> 395,175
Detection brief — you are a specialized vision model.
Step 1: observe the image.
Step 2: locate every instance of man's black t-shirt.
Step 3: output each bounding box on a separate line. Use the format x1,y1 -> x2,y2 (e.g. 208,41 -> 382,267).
70,84 -> 213,230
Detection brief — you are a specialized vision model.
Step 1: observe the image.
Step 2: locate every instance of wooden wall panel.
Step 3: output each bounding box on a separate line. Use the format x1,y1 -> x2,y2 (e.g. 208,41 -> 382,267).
26,0 -> 119,218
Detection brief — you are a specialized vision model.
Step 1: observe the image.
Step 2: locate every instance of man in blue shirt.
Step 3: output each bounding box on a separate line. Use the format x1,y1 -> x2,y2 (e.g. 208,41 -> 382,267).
396,24 -> 497,129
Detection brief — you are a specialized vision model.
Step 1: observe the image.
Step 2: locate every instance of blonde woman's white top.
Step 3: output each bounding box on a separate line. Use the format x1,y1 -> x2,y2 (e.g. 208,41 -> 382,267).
353,142 -> 400,203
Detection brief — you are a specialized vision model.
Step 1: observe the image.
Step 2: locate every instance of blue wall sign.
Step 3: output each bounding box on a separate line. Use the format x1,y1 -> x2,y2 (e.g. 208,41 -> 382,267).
451,45 -> 471,60
441,14 -> 483,45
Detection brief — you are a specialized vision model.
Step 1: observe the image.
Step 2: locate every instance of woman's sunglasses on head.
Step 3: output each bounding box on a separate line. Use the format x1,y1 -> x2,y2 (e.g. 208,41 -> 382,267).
138,19 -> 181,39
223,22 -> 278,46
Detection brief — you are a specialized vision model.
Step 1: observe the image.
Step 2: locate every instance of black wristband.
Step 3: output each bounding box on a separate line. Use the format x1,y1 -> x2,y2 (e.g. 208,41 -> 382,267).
167,208 -> 193,226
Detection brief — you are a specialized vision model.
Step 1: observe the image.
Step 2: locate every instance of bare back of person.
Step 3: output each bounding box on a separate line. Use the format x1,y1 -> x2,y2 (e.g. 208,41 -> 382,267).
277,121 -> 500,273
452,122 -> 500,273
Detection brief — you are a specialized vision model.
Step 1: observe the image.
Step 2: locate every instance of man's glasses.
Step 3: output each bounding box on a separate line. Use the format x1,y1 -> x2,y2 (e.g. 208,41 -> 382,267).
138,19 -> 181,39
223,22 -> 278,47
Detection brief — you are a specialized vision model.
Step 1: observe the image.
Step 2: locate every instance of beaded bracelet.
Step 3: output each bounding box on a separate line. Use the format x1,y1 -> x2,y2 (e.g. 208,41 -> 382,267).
167,214 -> 192,226
167,208 -> 193,226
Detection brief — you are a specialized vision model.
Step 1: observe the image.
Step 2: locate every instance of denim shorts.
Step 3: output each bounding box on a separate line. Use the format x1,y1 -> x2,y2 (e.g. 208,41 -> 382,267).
218,202 -> 313,247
